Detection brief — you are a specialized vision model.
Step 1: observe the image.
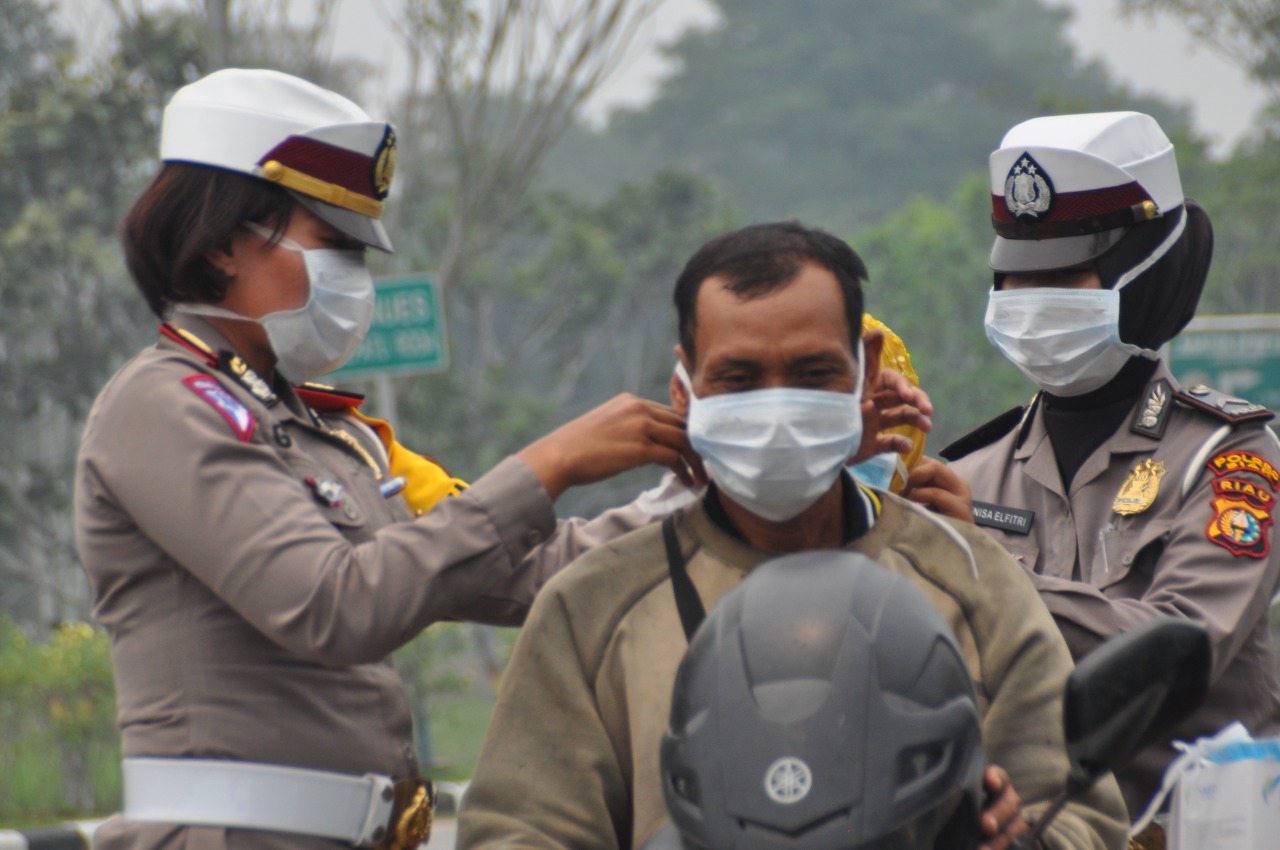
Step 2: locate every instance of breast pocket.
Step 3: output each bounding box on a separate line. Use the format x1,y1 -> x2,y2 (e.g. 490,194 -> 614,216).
1095,520 -> 1171,591
279,451 -> 367,532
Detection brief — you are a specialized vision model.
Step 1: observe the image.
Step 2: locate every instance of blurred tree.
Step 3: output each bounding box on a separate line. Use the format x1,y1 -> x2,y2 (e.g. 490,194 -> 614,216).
383,0 -> 666,293
543,0 -> 1188,234
1120,0 -> 1280,107
0,1 -> 199,636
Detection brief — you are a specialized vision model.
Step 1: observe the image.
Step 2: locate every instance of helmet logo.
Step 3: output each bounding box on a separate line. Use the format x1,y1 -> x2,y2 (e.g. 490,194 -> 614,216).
1004,152 -> 1054,222
764,757 -> 812,804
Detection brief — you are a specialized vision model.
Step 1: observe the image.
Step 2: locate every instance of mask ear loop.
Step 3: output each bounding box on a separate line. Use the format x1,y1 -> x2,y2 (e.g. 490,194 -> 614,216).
243,220 -> 307,253
852,337 -> 867,409
674,361 -> 695,398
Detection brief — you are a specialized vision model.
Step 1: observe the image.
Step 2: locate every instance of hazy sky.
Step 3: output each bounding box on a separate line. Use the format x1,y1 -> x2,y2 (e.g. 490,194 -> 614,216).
58,0 -> 1269,156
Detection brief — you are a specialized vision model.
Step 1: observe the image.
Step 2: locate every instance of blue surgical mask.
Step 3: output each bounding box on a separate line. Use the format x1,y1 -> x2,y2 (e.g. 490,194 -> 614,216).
678,342 -> 865,522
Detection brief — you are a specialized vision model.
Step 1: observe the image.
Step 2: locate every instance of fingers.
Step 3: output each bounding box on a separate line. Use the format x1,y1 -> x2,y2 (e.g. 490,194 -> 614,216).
978,765 -> 1028,850
900,457 -> 973,522
518,394 -> 704,500
871,368 -> 934,419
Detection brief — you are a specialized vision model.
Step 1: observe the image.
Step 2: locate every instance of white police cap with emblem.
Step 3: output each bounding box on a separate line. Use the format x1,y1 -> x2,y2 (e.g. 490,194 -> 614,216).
988,111 -> 1183,274
160,68 -> 396,252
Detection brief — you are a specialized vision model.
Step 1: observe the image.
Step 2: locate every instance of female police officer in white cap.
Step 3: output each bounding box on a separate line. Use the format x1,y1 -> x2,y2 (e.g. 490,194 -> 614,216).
74,68 -> 706,850
943,111 -> 1280,837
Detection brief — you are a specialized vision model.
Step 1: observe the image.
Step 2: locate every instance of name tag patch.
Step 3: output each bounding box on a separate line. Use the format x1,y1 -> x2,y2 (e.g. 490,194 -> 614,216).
972,501 -> 1035,535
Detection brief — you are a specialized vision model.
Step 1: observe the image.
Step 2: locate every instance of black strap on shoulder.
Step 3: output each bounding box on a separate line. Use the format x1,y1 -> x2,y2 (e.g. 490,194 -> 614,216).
940,405 -> 1026,461
662,516 -> 706,642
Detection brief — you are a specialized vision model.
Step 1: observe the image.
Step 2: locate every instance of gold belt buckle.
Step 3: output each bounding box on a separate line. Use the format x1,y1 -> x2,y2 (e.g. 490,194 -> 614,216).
378,778 -> 434,850
1128,821 -> 1165,850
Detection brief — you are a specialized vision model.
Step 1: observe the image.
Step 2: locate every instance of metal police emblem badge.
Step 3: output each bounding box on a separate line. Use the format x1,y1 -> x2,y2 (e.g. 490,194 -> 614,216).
1206,478 -> 1274,558
764,757 -> 813,804
372,126 -> 397,200
305,476 -> 345,508
1114,458 -> 1167,516
1004,152 -> 1054,222
1130,379 -> 1172,439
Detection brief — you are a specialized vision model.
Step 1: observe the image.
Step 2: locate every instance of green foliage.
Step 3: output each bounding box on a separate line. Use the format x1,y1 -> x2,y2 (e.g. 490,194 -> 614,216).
544,0 -> 1188,234
0,0 -> 200,628
0,617 -> 120,820
1187,135 -> 1280,315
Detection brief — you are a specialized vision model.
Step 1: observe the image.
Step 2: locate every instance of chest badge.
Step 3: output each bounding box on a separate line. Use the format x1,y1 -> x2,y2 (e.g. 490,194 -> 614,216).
305,476 -> 345,508
1114,458 -> 1167,516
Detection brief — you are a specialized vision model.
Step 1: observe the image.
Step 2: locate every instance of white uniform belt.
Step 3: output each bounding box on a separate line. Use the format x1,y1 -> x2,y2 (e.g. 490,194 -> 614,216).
122,757 -> 397,846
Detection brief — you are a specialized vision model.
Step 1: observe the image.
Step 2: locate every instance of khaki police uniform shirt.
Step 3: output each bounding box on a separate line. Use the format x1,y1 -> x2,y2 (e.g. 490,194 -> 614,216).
949,361 -> 1280,815
459,487 -> 1128,850
74,315 -> 657,850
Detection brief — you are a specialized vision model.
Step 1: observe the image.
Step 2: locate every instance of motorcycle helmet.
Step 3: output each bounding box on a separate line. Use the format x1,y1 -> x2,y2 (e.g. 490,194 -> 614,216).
660,551 -> 985,850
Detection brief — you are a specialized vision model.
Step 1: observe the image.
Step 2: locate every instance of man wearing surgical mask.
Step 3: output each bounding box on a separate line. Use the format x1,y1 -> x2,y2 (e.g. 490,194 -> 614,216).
942,112 -> 1280,838
460,222 -> 1127,850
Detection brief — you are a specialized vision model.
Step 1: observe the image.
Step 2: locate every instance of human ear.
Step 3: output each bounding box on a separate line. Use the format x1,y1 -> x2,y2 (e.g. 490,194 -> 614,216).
204,238 -> 238,279
670,345 -> 692,415
861,327 -> 884,390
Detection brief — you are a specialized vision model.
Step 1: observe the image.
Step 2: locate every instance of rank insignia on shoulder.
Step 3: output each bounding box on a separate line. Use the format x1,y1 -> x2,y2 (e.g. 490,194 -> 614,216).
1206,478 -> 1273,558
1177,384 -> 1274,424
1130,379 -> 1172,439
183,374 -> 255,442
305,476 -> 345,508
220,352 -> 278,406
1114,458 -> 1167,516
1207,450 -> 1280,491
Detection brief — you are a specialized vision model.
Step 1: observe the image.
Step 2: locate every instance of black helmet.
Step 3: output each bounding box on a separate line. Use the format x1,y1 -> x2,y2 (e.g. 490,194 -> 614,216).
659,551 -> 985,850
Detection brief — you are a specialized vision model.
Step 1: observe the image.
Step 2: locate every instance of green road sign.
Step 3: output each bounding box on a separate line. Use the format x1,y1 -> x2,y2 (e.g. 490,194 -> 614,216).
1167,314 -> 1280,409
333,274 -> 448,379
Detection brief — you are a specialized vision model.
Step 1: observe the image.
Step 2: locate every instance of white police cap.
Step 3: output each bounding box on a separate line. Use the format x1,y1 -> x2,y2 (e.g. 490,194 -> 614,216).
160,68 -> 395,252
988,111 -> 1183,273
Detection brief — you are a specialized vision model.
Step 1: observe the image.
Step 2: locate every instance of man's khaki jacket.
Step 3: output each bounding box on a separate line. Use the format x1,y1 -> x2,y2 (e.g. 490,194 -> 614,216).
460,487 -> 1128,850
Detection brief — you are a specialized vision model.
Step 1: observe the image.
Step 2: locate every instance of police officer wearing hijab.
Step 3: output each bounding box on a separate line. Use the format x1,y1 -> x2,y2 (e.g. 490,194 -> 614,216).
943,112 -> 1280,839
75,68 -> 704,850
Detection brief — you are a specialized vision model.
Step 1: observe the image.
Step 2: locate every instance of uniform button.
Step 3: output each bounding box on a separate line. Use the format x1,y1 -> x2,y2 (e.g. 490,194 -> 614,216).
523,529 -> 545,548
1121,553 -> 1134,566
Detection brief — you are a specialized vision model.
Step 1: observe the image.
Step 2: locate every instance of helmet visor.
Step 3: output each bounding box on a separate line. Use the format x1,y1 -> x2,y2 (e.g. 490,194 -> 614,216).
989,227 -> 1126,275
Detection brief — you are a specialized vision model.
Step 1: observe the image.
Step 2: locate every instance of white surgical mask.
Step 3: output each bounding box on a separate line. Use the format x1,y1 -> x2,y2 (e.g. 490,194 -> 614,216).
677,343 -> 865,522
984,287 -> 1155,397
179,222 -> 376,383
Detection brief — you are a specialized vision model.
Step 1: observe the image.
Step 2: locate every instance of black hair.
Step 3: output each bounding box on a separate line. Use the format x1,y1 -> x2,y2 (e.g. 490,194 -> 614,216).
673,221 -> 868,360
121,163 -> 295,318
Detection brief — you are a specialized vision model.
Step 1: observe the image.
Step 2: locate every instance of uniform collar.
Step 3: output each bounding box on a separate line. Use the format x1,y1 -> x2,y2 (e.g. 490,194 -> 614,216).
1012,359 -> 1180,462
160,313 -> 308,417
1012,359 -> 1180,496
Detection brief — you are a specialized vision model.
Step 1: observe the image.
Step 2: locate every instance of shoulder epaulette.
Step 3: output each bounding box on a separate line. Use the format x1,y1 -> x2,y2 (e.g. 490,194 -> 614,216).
159,322 -> 218,367
295,382 -> 366,412
940,405 -> 1026,462
1175,384 -> 1274,425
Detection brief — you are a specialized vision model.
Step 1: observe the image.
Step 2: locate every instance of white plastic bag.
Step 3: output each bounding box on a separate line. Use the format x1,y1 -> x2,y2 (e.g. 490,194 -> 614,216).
1132,722 -> 1280,850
